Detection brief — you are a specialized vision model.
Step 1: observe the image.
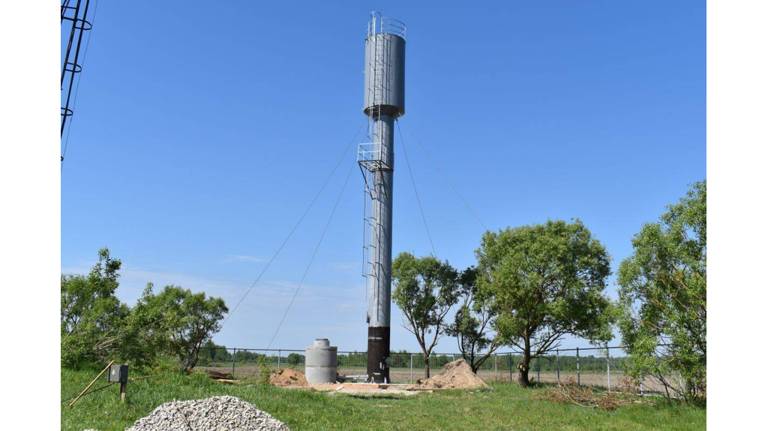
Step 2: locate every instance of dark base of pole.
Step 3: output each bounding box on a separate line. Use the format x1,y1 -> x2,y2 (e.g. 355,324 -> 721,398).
367,326 -> 390,383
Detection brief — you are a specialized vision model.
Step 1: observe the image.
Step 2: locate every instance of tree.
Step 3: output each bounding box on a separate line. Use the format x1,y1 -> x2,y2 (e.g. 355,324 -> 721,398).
116,283 -> 170,368
134,284 -> 228,372
286,353 -> 303,367
447,267 -> 503,373
618,181 -> 706,401
476,220 -> 613,387
392,252 -> 461,378
61,248 -> 129,368
198,340 -> 231,365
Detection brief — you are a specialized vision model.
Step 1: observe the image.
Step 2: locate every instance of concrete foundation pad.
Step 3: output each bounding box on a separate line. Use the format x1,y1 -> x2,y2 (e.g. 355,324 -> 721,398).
309,383 -> 426,397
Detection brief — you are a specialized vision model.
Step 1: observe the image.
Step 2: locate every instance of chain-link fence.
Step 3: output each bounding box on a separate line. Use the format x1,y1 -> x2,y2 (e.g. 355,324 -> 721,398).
197,345 -> 670,394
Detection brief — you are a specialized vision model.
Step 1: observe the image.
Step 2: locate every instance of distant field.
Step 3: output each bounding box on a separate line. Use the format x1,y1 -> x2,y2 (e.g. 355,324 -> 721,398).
203,364 -> 670,393
62,368 -> 704,431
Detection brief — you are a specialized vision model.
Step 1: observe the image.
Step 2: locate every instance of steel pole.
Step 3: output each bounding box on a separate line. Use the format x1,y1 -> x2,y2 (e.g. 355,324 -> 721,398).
537,358 -> 541,383
232,348 -> 236,378
576,347 -> 581,386
409,353 -> 413,383
606,346 -> 611,392
365,115 -> 394,383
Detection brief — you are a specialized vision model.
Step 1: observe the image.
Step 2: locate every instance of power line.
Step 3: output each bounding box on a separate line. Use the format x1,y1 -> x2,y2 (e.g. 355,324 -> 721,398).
396,120 -> 437,256
224,123 -> 365,322
267,162 -> 356,348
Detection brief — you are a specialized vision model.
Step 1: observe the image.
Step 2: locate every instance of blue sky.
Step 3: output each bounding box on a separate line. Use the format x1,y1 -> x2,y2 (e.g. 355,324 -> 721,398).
61,0 -> 705,353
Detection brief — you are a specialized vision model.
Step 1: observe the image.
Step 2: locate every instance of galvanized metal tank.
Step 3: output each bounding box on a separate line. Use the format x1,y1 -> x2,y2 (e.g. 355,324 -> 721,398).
304,338 -> 337,384
363,28 -> 406,117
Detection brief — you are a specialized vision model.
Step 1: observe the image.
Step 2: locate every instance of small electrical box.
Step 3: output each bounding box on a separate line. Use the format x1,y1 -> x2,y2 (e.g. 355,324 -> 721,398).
108,364 -> 128,384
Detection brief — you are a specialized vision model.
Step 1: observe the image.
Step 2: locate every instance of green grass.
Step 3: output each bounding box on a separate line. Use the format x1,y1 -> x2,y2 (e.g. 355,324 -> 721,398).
62,368 -> 704,431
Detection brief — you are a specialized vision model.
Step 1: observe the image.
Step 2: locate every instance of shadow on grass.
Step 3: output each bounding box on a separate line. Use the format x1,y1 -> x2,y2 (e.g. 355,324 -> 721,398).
343,394 -> 413,400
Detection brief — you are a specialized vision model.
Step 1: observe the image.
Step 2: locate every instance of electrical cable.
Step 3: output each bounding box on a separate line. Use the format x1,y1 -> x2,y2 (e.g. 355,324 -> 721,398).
224,123 -> 365,322
396,120 -> 437,256
266,162 -> 357,348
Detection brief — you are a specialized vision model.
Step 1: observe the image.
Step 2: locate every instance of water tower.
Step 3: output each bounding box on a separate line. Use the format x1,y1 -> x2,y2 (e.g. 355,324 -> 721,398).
357,12 -> 406,383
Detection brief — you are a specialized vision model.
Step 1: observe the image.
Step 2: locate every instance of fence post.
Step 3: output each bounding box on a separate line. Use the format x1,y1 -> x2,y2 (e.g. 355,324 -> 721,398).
606,345 -> 611,392
277,350 -> 281,369
576,347 -> 581,386
232,348 -> 236,378
509,353 -> 513,383
556,349 -> 560,384
494,354 -> 498,382
536,357 -> 540,383
409,353 -> 413,383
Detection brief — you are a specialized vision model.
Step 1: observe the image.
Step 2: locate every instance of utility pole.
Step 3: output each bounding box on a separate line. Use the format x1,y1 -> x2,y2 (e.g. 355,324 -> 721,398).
60,0 -> 93,161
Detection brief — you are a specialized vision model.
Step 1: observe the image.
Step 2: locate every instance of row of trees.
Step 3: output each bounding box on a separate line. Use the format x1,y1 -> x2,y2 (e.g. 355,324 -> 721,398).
393,181 -> 706,401
196,343 -> 304,367
61,249 -> 228,372
392,220 -> 612,386
61,182 -> 705,400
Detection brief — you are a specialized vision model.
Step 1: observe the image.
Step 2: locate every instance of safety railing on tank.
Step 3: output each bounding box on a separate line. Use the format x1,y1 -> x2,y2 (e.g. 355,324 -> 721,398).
357,142 -> 390,166
367,12 -> 406,40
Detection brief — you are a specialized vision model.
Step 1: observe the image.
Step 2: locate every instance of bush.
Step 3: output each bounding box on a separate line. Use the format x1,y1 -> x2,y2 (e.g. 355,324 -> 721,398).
618,181 -> 706,401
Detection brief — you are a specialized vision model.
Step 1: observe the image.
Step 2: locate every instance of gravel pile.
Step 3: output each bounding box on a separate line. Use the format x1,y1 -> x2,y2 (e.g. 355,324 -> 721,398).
127,395 -> 289,431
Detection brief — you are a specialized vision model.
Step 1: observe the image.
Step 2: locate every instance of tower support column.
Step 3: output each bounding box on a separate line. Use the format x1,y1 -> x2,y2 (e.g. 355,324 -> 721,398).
366,115 -> 394,382
359,13 -> 406,384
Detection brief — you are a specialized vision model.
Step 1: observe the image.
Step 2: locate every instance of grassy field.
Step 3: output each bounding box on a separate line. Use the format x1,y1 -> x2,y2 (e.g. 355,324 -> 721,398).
62,368 -> 705,431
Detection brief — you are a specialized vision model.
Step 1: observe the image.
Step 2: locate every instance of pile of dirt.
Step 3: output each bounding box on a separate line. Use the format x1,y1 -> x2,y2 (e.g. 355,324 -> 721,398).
418,359 -> 488,390
269,368 -> 308,387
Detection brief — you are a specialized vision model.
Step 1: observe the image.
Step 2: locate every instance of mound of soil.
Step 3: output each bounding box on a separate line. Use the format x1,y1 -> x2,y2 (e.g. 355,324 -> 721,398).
269,368 -> 308,387
418,359 -> 488,390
